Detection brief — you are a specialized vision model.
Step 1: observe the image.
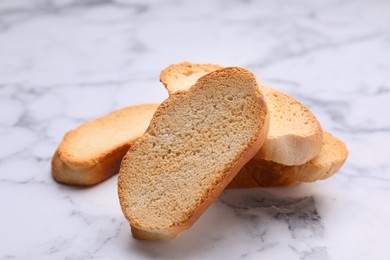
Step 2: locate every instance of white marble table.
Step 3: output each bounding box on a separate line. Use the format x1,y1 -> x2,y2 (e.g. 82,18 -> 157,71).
1,0 -> 390,259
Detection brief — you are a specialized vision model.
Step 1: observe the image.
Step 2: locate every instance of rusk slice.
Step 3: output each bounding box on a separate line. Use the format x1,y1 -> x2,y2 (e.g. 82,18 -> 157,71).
257,84 -> 323,165
118,67 -> 269,240
160,62 -> 223,95
160,62 -> 323,165
52,104 -> 159,186
228,131 -> 348,187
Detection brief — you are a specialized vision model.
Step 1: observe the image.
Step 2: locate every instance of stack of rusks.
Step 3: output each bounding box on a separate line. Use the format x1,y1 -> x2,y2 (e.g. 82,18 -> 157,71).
52,62 -> 348,240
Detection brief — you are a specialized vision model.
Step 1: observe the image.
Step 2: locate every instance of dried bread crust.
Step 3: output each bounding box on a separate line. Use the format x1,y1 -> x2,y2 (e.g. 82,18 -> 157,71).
161,62 -> 223,95
52,104 -> 159,186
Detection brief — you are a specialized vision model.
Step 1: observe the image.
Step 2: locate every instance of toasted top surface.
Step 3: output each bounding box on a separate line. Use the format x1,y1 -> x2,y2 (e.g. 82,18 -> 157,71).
311,131 -> 348,167
160,62 -> 223,94
57,104 -> 159,167
119,67 -> 268,230
261,84 -> 320,138
256,84 -> 323,164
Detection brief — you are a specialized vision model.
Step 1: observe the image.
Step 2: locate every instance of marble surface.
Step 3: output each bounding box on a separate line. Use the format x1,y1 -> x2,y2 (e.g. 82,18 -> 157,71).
1,0 -> 390,259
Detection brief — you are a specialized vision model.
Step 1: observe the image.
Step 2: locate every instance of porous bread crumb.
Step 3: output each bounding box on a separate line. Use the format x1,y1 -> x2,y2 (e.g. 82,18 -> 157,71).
118,67 -> 269,239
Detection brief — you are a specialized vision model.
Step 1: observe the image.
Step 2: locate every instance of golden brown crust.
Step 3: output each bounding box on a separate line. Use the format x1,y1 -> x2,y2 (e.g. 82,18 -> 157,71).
52,147 -> 129,186
51,104 -> 159,186
160,62 -> 223,95
118,67 -> 269,240
57,104 -> 159,167
228,131 -> 348,188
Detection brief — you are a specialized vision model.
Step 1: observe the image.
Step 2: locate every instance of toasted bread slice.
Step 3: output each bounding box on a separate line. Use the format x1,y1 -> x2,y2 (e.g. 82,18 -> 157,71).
228,131 -> 348,187
160,62 -> 223,95
160,62 -> 323,165
52,104 -> 159,186
118,67 -> 269,240
257,84 -> 323,165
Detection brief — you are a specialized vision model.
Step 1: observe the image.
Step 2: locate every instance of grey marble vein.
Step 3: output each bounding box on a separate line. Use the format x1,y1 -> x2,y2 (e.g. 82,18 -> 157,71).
1,0 -> 390,259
